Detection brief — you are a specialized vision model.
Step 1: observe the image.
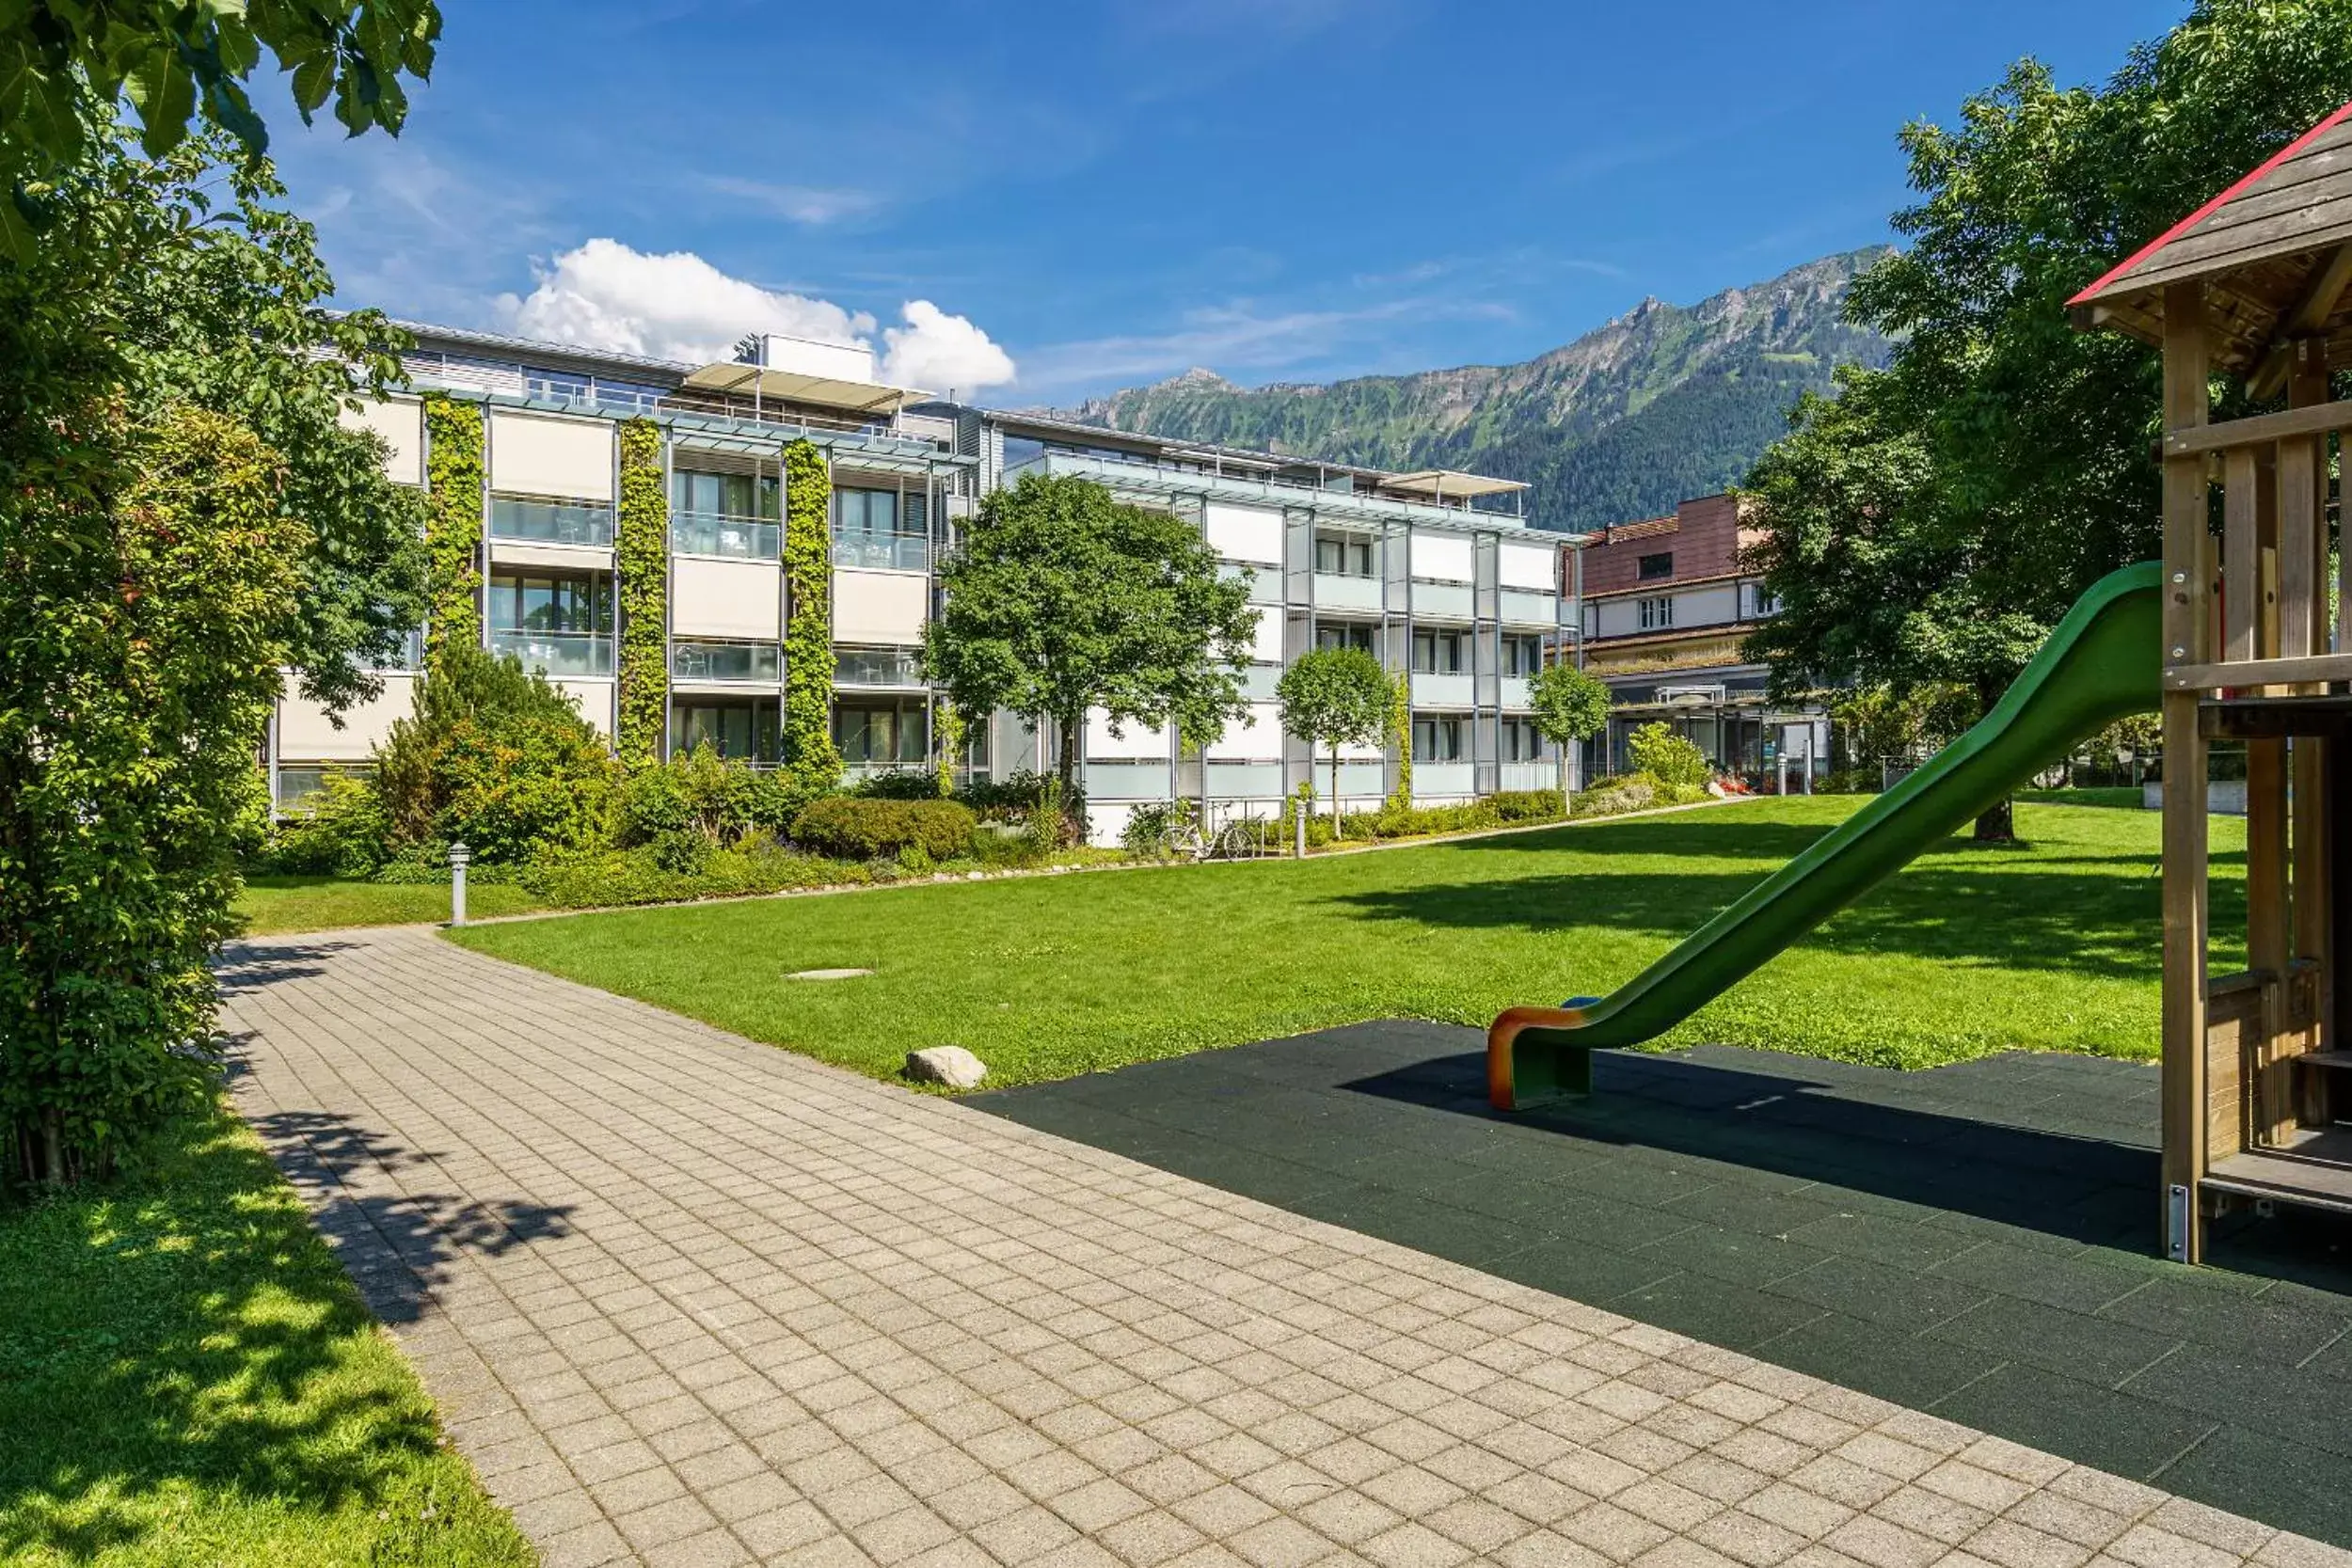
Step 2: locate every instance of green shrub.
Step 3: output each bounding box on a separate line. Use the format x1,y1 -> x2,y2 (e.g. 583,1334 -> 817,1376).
1488,789 -> 1564,824
1338,801 -> 1502,841
613,744 -> 812,848
432,714 -> 613,864
1574,774 -> 1660,816
1815,768 -> 1881,795
1626,721 -> 1712,790
376,642 -> 607,856
521,842 -> 880,910
1121,798 -> 1199,861
852,768 -> 943,800
264,772 -> 390,876
792,796 -> 979,862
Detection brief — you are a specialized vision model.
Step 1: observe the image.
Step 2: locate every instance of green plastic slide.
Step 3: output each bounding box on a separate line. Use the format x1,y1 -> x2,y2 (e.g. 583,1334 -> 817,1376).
1487,560 -> 2164,1110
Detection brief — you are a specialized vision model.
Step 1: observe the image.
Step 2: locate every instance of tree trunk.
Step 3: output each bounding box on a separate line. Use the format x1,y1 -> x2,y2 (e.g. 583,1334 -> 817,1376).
1055,714 -> 1079,802
1970,678 -> 2015,843
1330,748 -> 1343,837
1559,750 -> 1571,817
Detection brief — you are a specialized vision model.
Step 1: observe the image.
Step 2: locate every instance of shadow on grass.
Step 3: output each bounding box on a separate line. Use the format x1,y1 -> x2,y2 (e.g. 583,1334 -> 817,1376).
1329,856 -> 2244,983
0,1000 -> 562,1560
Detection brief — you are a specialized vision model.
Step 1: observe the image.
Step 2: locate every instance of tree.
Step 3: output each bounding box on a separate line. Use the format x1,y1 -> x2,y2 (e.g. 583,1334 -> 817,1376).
1526,660 -> 1612,811
1741,0 -> 2352,841
0,120 -> 428,1183
1,1 -> 441,257
926,473 -> 1256,804
1276,649 -> 1391,833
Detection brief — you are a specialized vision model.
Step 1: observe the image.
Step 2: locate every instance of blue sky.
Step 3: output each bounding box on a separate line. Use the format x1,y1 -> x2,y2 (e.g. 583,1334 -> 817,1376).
267,0 -> 2179,405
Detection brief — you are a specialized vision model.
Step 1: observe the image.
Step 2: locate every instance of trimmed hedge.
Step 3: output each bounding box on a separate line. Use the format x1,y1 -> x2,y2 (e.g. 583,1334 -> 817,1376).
792,796 -> 978,861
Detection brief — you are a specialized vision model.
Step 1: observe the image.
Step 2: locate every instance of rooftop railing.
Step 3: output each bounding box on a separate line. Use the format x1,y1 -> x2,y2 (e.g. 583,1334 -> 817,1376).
490,496 -> 615,548
833,531 -> 930,572
672,641 -> 781,683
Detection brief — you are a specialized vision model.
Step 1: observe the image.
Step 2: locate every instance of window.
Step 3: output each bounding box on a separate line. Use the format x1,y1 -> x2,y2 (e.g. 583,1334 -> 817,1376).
833,487 -> 909,535
834,703 -> 930,766
1638,595 -> 1674,631
673,468 -> 780,521
1502,719 -> 1544,762
1314,533 -> 1377,578
1638,551 -> 1675,581
1748,583 -> 1782,617
1500,634 -> 1545,676
833,486 -> 928,570
1316,623 -> 1378,655
1411,629 -> 1465,673
672,701 -> 778,762
1411,717 -> 1465,763
486,573 -> 612,634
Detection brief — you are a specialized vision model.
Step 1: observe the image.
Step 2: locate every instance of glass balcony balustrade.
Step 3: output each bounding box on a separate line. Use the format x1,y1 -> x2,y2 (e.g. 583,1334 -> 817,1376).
832,531 -> 930,572
670,511 -> 781,560
834,647 -> 926,687
671,641 -> 781,683
488,628 -> 613,677
489,496 -> 615,548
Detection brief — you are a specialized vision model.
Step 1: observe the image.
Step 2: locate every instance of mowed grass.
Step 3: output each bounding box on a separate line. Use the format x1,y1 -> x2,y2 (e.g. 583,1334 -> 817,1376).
449,795 -> 2243,1083
236,874 -> 547,935
0,1100 -> 532,1567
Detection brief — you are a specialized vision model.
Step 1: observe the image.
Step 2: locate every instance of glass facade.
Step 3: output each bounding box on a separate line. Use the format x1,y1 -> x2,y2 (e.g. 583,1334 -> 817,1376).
1315,623 -> 1377,655
834,701 -> 929,768
1410,629 -> 1466,673
672,699 -> 779,761
487,572 -> 614,677
835,646 -> 926,687
489,496 -> 616,547
672,640 -> 782,683
1313,534 -> 1376,577
1412,716 -> 1465,763
672,469 -> 782,559
832,486 -> 929,570
1500,633 -> 1545,675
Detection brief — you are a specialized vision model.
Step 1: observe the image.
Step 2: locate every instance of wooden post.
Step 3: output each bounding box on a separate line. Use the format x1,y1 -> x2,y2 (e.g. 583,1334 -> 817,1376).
2244,444 -> 2291,1145
2160,280 -> 2213,1262
2286,347 -> 2336,1125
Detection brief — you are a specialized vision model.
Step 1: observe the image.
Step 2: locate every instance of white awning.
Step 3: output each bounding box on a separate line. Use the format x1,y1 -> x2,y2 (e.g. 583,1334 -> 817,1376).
681,362 -> 927,417
1380,468 -> 1528,499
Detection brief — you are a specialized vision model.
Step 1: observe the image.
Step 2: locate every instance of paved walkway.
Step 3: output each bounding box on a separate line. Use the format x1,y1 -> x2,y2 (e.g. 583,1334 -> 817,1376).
221,928 -> 2352,1568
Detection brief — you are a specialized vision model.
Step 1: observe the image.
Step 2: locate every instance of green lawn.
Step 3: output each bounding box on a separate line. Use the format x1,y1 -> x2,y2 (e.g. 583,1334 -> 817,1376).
236,874 -> 547,935
450,795 -> 2242,1084
0,1101 -> 531,1566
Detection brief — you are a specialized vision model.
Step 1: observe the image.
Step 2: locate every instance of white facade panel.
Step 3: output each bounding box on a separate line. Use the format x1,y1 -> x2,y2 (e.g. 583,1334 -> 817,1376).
339,396 -> 422,486
1204,501 -> 1283,566
1500,541 -> 1559,592
558,679 -> 613,737
834,569 -> 929,644
1314,574 -> 1384,613
1680,583 -> 1740,627
1415,582 -> 1475,621
1413,673 -> 1476,708
489,410 -> 614,502
490,539 -> 613,572
672,558 -> 782,640
1415,762 -> 1478,801
1500,676 -> 1532,711
1410,531 -> 1474,583
1248,610 -> 1286,664
1500,589 -> 1558,627
1205,701 -> 1281,762
1088,709 -> 1170,761
278,673 -> 418,763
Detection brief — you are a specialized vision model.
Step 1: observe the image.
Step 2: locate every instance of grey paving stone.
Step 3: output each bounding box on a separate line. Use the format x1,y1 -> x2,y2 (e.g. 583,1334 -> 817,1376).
217,930 -> 2351,1568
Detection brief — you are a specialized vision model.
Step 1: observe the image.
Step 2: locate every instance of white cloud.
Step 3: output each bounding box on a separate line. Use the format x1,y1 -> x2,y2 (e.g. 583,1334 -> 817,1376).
698,176 -> 884,227
496,239 -> 1014,392
881,300 -> 1017,396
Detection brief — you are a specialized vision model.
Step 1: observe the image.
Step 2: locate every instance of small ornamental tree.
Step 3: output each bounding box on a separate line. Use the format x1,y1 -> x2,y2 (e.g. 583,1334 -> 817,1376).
1628,721 -> 1712,791
926,472 -> 1256,808
1527,659 -> 1612,812
1277,648 -> 1391,834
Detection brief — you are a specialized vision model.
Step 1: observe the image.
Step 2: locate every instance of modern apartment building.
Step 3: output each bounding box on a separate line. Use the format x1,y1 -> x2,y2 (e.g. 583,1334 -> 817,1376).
272,322 -> 1584,844
1576,492 -> 1826,787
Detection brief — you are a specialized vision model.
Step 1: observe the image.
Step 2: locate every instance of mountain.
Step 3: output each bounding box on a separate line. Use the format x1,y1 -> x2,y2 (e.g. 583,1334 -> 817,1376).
1057,248 -> 1897,534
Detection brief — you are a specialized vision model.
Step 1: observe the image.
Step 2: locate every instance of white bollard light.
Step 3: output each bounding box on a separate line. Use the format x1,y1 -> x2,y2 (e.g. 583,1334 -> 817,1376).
448,841 -> 471,926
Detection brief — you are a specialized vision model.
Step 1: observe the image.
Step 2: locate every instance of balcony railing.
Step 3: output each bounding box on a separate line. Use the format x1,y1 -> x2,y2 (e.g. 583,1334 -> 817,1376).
489,497 -> 615,548
489,628 -> 613,677
835,647 -> 926,687
833,531 -> 929,572
671,510 -> 780,560
672,641 -> 781,683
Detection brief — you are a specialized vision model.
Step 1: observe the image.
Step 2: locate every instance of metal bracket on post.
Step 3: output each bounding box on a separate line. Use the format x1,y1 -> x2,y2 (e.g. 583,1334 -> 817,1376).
449,841 -> 471,927
2167,1183 -> 2193,1262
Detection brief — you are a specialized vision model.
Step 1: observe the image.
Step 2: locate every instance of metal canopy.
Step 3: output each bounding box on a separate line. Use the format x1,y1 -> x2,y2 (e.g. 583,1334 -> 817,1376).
1379,469 -> 1529,499
681,362 -> 929,417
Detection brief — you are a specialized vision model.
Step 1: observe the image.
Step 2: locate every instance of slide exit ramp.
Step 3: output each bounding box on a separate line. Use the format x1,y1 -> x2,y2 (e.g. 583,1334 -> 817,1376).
1489,561 -> 2164,1110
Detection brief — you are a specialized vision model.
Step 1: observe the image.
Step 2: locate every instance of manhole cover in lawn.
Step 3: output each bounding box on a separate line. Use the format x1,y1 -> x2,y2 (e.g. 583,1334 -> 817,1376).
787,967 -> 873,981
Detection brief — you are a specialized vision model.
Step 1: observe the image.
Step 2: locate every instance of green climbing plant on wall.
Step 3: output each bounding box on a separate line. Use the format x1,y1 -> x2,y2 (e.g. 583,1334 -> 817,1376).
615,418 -> 669,770
421,395 -> 484,667
1388,671 -> 1412,809
782,438 -> 843,795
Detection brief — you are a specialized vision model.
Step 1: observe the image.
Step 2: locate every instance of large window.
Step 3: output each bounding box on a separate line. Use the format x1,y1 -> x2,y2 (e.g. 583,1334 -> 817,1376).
1502,718 -> 1544,762
489,495 -> 615,547
487,573 -> 612,634
672,700 -> 778,762
833,486 -> 929,571
1411,716 -> 1465,763
1638,551 -> 1675,581
1638,595 -> 1674,631
835,702 -> 929,767
672,469 -> 782,558
1314,533 -> 1377,578
1315,623 -> 1377,656
1411,629 -> 1466,673
1500,633 -> 1545,676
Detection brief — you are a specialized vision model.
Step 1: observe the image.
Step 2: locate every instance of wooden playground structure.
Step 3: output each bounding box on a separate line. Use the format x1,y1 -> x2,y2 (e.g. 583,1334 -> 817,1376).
2072,100 -> 2352,1261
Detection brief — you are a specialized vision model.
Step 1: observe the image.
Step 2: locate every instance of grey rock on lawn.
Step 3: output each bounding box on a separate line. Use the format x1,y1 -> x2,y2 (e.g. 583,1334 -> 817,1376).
904,1045 -> 987,1089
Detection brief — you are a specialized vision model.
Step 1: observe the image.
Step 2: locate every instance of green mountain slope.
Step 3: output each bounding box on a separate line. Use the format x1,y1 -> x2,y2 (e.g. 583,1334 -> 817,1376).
1058,248 -> 1895,533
